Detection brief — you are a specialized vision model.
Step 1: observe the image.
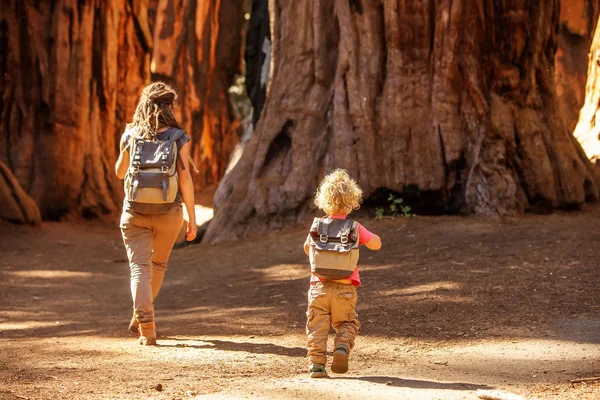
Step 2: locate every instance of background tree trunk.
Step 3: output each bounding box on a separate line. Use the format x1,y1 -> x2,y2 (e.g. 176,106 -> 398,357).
205,0 -> 600,243
245,0 -> 270,126
0,160 -> 41,226
0,0 -> 151,219
150,0 -> 244,188
555,0 -> 600,132
573,16 -> 600,164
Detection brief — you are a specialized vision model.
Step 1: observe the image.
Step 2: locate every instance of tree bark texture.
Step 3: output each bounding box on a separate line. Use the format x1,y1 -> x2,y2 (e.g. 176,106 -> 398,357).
0,160 -> 41,226
245,0 -> 271,126
205,0 -> 600,243
0,0 -> 151,219
573,16 -> 600,164
555,0 -> 600,132
150,0 -> 244,187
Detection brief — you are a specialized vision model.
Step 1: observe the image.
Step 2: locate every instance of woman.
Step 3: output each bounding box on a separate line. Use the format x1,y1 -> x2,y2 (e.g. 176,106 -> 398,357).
115,82 -> 197,345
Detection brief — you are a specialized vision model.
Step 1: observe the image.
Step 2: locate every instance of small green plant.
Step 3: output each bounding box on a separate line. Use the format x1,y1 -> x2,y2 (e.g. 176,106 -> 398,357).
375,194 -> 414,219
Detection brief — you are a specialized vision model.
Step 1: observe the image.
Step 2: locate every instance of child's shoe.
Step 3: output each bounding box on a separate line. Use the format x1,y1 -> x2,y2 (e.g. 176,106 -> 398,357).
309,363 -> 328,378
331,345 -> 349,374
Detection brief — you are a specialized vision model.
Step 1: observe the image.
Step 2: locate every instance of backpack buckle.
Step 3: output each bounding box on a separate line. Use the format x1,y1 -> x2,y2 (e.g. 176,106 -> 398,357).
319,234 -> 328,243
340,234 -> 348,244
161,165 -> 169,173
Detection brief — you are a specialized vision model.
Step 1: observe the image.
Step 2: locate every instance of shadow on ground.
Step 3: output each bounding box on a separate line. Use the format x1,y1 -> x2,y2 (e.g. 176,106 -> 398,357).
2,207 -> 600,346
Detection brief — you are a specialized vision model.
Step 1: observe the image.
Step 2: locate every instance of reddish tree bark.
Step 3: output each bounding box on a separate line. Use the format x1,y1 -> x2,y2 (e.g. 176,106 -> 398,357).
150,0 -> 244,188
204,0 -> 600,243
555,0 -> 600,132
0,160 -> 41,226
0,0 -> 152,219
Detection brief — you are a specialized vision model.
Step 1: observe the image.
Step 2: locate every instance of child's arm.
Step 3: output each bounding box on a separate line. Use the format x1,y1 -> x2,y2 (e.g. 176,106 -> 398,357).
303,235 -> 310,255
364,234 -> 382,250
357,222 -> 381,250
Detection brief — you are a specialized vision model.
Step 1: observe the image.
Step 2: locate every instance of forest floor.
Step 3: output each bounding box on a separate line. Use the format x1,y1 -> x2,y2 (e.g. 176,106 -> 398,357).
1,202 -> 600,400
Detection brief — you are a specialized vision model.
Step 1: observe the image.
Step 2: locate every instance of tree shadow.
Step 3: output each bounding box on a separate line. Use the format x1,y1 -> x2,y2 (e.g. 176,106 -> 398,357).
335,375 -> 491,391
157,338 -> 306,357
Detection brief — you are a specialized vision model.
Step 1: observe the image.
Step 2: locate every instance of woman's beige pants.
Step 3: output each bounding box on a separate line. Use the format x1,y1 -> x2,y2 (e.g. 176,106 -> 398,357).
120,206 -> 183,324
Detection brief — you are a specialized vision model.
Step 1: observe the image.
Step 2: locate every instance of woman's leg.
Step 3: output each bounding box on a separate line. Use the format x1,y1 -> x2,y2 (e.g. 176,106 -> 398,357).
150,206 -> 184,300
120,211 -> 154,325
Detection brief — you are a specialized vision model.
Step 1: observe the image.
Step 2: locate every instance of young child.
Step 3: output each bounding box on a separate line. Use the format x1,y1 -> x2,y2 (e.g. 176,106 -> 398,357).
303,169 -> 382,378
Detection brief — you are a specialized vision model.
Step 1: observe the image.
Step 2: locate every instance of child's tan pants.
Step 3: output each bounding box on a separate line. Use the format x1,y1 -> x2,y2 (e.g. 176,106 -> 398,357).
306,281 -> 361,365
120,206 -> 183,324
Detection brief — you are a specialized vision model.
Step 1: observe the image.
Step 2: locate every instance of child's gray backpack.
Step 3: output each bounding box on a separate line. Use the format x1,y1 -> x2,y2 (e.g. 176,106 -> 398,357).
308,217 -> 360,280
123,128 -> 185,212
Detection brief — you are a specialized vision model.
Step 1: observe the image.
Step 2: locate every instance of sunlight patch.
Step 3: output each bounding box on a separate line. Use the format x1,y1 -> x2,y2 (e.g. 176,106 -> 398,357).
182,204 -> 214,226
4,270 -> 96,279
442,338 -> 600,364
0,320 -> 65,331
382,281 -> 461,295
253,264 -> 309,281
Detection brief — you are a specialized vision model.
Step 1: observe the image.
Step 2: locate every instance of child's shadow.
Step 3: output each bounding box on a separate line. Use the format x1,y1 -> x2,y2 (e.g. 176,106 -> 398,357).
335,376 -> 491,391
158,338 -> 305,357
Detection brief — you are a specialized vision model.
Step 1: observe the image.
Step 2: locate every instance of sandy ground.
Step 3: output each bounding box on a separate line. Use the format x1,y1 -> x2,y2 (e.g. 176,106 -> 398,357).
1,205 -> 600,399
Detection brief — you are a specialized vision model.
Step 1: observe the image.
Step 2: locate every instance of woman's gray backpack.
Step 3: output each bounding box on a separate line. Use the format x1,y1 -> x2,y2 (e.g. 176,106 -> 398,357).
123,128 -> 185,212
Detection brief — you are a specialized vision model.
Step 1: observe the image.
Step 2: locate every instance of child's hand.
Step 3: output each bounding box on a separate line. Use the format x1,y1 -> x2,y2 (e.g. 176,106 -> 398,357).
364,235 -> 382,250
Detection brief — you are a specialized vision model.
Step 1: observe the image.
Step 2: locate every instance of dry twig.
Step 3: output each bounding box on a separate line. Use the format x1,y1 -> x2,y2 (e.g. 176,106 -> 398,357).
570,377 -> 600,384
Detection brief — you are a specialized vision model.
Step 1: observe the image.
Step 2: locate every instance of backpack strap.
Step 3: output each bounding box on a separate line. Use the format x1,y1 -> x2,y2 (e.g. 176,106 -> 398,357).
132,176 -> 140,201
129,138 -> 143,200
340,218 -> 353,244
160,141 -> 171,201
350,220 -> 359,243
317,217 -> 329,243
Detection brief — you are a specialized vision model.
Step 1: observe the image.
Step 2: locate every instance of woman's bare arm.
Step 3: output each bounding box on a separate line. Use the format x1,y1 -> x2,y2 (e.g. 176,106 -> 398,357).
177,142 -> 197,241
115,141 -> 130,179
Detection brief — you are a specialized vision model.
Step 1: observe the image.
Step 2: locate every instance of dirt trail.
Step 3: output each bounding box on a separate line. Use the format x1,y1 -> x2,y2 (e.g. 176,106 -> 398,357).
1,206 -> 600,399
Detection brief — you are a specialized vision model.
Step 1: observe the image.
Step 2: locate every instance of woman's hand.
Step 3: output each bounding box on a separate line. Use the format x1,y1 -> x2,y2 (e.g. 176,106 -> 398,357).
186,220 -> 198,242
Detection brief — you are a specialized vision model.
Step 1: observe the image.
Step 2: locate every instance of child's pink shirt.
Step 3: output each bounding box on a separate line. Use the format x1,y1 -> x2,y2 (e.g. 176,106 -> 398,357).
309,214 -> 375,287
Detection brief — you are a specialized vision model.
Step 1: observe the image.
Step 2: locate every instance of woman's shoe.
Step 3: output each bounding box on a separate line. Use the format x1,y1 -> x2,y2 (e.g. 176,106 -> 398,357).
138,322 -> 157,345
128,314 -> 138,334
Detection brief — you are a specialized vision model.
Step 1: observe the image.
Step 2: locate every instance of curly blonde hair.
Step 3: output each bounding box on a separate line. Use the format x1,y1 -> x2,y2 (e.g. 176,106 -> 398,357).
314,169 -> 363,215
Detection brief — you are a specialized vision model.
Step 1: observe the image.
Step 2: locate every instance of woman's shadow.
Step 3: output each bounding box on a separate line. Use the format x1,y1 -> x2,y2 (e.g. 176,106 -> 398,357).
158,338 -> 306,357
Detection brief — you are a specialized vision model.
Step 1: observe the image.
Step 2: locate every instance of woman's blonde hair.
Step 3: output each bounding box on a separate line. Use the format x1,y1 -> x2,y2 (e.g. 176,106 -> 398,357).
314,169 -> 363,215
127,82 -> 183,141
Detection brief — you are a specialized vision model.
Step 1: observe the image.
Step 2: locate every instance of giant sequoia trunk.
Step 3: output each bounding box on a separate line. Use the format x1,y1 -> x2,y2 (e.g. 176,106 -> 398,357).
244,0 -> 270,126
150,0 -> 244,187
573,16 -> 600,163
0,0 -> 152,219
204,0 -> 600,243
555,0 -> 600,132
